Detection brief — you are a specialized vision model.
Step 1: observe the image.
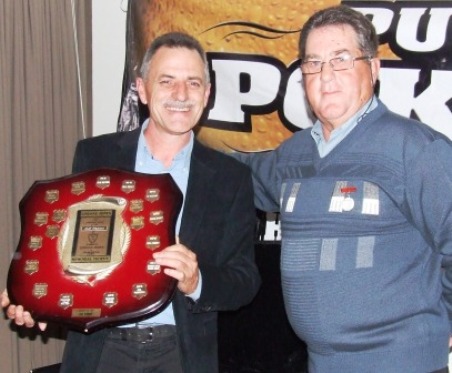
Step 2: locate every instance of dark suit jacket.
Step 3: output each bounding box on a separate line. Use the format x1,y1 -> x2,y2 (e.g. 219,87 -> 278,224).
59,128 -> 261,373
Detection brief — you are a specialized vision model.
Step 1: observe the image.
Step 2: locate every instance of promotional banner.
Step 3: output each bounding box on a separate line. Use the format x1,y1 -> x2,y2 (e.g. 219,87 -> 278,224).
119,0 -> 452,152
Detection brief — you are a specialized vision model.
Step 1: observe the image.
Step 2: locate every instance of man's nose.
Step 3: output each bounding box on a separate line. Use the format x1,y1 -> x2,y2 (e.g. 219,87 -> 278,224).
172,82 -> 188,101
319,61 -> 335,82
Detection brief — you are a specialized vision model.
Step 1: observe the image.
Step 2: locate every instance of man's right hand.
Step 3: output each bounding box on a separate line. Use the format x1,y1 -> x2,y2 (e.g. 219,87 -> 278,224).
1,289 -> 47,330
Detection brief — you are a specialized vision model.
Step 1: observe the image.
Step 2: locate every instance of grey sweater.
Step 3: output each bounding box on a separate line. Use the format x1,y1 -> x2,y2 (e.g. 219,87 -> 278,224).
239,100 -> 452,372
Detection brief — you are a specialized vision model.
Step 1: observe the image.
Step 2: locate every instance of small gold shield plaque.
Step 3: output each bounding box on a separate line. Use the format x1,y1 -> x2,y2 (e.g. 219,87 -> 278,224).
46,224 -> 60,239
146,235 -> 161,250
121,179 -> 136,193
103,292 -> 118,308
52,209 -> 67,223
96,176 -> 110,190
59,294 -> 74,309
129,199 -> 144,213
149,211 -> 164,225
146,261 -> 161,275
45,190 -> 59,204
130,216 -> 144,230
33,283 -> 48,298
71,181 -> 86,195
146,188 -> 160,203
132,284 -> 148,300
24,260 -> 39,275
28,236 -> 43,250
34,212 -> 49,226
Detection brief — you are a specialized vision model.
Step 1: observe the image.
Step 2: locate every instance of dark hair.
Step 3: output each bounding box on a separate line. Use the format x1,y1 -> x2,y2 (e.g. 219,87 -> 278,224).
139,31 -> 210,83
298,5 -> 379,60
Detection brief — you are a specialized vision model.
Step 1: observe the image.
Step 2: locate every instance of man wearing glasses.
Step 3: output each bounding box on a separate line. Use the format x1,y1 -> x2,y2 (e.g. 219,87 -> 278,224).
236,5 -> 452,373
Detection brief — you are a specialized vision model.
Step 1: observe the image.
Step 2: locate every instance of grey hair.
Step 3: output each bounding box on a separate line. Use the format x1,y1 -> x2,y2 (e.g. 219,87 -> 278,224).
298,5 -> 379,60
139,31 -> 210,84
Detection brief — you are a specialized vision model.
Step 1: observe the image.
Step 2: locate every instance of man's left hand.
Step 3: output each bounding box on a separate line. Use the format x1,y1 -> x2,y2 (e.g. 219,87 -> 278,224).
153,239 -> 199,295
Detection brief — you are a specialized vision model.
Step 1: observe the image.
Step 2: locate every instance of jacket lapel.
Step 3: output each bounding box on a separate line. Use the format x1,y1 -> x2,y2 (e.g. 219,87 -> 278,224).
179,141 -> 216,246
114,133 -> 215,246
115,128 -> 141,171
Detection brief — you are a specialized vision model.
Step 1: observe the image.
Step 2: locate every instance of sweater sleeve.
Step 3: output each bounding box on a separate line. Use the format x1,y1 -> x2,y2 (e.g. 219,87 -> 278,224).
405,138 -> 452,331
233,150 -> 281,213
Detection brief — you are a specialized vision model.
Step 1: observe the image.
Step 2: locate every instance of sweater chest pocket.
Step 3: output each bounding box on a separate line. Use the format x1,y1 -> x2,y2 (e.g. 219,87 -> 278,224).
280,178 -> 408,233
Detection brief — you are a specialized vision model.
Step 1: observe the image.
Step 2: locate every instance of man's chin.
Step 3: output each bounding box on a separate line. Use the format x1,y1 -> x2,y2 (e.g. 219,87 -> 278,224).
166,126 -> 195,136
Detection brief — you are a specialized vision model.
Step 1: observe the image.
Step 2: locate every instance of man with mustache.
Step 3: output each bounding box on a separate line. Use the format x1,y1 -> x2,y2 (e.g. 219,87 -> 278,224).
2,31 -> 260,373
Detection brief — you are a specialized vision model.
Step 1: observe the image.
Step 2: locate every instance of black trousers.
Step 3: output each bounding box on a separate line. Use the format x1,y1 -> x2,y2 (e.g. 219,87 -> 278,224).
96,325 -> 183,373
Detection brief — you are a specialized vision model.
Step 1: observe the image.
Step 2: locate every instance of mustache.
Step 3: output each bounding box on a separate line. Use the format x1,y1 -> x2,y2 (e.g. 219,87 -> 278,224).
162,100 -> 196,110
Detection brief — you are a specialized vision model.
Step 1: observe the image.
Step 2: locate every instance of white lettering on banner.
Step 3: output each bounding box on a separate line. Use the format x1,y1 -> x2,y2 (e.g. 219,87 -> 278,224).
397,8 -> 452,52
357,7 -> 452,53
208,55 -> 452,138
359,8 -> 394,35
209,57 -> 283,124
204,2 -> 452,139
379,68 -> 452,139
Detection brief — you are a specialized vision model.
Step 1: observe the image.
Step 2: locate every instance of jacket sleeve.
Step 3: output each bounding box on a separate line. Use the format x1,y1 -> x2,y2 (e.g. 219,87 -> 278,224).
188,163 -> 261,312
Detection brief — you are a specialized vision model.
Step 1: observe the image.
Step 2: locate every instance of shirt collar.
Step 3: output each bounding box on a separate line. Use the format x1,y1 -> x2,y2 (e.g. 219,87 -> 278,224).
137,119 -> 193,172
311,96 -> 378,146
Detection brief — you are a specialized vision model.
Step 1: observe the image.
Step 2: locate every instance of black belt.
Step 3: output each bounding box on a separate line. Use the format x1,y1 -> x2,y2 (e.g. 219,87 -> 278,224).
108,325 -> 176,344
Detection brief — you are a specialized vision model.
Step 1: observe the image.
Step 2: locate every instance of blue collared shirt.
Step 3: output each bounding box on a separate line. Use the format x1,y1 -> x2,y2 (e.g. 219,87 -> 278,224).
124,119 -> 198,326
135,120 -> 192,235
311,96 -> 378,157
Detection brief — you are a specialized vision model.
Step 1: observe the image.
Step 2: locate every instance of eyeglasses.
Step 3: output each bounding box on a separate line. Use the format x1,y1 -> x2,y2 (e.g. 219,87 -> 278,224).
301,53 -> 371,75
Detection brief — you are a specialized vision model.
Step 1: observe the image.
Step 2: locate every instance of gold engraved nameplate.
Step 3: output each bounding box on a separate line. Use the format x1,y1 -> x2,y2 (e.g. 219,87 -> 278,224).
7,168 -> 182,333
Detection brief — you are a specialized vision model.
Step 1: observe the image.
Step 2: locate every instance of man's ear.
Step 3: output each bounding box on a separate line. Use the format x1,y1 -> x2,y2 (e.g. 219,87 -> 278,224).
203,83 -> 211,108
136,77 -> 148,105
370,57 -> 381,87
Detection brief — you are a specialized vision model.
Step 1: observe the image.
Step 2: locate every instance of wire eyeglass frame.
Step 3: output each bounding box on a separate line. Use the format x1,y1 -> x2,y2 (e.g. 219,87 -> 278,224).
301,54 -> 371,75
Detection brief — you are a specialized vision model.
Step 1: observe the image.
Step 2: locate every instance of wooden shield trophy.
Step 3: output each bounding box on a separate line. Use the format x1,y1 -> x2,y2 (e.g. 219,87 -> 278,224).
7,168 -> 183,333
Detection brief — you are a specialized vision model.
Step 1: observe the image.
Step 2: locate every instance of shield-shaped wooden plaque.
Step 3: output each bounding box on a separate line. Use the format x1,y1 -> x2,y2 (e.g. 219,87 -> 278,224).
7,168 -> 182,333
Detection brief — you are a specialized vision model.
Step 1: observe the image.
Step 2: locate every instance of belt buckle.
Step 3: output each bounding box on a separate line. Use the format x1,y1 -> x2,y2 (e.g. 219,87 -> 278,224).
120,330 -> 129,342
142,328 -> 153,344
135,327 -> 154,344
